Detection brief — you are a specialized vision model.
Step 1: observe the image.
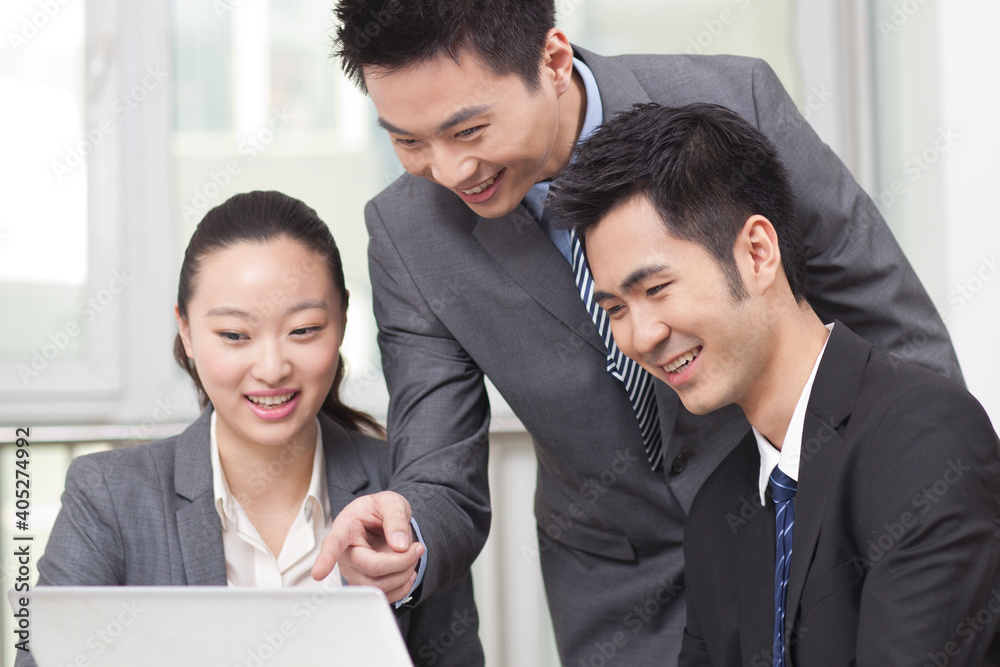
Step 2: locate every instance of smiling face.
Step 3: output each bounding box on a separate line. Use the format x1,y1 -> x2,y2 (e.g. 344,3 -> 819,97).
364,31 -> 582,219
176,237 -> 344,453
587,196 -> 775,416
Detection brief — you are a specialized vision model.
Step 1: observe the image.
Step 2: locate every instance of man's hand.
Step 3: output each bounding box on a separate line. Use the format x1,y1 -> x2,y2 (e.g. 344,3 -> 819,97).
312,491 -> 425,603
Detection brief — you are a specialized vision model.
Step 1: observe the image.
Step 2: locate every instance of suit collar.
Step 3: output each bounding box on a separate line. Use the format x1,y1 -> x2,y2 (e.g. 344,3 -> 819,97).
318,413 -> 375,516
803,322 -> 871,429
172,408 -> 227,584
174,407 -> 214,501
572,47 -> 653,119
784,322 -> 871,636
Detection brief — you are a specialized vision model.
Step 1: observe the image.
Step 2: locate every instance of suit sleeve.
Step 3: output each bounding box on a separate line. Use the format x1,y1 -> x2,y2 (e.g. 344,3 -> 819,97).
15,456 -> 125,667
366,199 -> 492,603
749,59 -> 963,383
854,383 -> 1000,665
403,572 -> 485,667
36,455 -> 125,586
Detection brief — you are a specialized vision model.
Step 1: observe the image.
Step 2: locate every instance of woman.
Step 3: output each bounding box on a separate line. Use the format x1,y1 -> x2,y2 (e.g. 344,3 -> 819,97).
17,191 -> 483,667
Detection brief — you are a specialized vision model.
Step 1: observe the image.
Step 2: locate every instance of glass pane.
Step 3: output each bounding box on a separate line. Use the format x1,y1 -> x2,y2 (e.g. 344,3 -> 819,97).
0,1 -> 88,360
171,0 -> 386,416
561,0 -> 801,100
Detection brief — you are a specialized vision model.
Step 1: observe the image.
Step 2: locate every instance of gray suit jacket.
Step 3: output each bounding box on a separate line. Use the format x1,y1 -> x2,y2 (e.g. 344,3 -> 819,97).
16,409 -> 483,667
366,48 -> 963,665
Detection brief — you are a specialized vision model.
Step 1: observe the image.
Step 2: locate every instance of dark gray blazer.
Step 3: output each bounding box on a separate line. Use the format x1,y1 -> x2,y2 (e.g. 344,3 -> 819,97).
15,409 -> 483,667
679,323 -> 1000,666
365,48 -> 963,665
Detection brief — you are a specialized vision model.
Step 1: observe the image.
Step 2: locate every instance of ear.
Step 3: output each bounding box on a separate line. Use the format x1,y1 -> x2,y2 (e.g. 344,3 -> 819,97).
175,304 -> 195,359
541,28 -> 576,96
737,215 -> 781,292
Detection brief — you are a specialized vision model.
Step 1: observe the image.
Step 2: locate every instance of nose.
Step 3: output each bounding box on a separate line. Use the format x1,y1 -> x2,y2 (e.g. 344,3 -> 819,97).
253,338 -> 292,386
427,145 -> 477,189
628,305 -> 670,359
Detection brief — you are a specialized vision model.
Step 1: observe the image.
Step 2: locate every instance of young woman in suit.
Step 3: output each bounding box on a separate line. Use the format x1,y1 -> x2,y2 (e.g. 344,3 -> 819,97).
17,191 -> 482,667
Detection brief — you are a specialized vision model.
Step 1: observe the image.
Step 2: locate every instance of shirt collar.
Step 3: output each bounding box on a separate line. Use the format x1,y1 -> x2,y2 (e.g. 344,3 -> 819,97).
754,322 -> 834,505
523,56 -> 603,220
211,411 -> 329,528
574,55 -> 603,145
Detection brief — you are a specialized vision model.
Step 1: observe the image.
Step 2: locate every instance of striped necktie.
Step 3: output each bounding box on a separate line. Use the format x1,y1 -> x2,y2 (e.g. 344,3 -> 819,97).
570,229 -> 663,470
769,466 -> 797,667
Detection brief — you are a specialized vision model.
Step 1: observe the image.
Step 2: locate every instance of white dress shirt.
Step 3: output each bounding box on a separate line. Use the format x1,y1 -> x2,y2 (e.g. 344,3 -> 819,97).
753,323 -> 834,505
210,411 -> 342,588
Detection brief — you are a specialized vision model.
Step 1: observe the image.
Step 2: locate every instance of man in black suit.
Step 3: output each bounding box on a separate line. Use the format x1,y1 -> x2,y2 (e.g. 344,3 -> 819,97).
550,102 -> 1000,666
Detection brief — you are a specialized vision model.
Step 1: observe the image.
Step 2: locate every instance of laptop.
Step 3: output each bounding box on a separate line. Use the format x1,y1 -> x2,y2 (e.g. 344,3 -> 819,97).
25,586 -> 414,666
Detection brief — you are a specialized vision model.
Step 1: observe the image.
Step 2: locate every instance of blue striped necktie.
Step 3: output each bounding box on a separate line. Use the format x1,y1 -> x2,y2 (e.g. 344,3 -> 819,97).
570,229 -> 663,470
769,466 -> 797,667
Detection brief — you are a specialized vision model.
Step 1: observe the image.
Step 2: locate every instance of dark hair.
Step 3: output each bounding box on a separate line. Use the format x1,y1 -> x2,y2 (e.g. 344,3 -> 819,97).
333,0 -> 555,94
174,190 -> 385,438
549,102 -> 807,302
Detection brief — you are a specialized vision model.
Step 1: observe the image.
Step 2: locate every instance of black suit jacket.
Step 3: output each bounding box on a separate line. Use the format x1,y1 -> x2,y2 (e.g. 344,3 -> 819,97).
679,324 -> 1000,666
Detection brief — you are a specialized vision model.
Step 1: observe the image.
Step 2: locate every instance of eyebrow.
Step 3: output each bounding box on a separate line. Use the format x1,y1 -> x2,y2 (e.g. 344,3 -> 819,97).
205,299 -> 329,319
376,104 -> 493,137
593,263 -> 670,304
376,116 -> 413,135
434,105 -> 492,134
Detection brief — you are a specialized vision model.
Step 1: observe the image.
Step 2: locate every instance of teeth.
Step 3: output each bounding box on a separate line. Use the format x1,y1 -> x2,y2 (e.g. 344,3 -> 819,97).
247,392 -> 295,407
664,347 -> 701,374
461,173 -> 498,195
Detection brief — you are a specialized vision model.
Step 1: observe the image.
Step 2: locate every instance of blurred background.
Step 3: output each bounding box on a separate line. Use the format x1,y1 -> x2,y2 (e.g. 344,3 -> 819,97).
1,1 -> 997,665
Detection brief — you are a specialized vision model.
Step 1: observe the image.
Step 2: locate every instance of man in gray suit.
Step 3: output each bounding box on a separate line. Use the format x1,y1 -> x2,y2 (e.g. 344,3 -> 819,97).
313,1 -> 963,663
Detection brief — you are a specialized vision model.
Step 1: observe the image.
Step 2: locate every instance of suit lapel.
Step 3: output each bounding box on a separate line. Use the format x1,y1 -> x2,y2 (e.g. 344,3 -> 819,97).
733,439 -> 778,665
472,205 -> 606,355
784,323 -> 871,641
173,409 -> 228,585
320,415 -> 373,516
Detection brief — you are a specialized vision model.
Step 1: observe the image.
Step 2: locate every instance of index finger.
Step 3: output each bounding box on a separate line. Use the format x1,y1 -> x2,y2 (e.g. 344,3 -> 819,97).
312,517 -> 352,580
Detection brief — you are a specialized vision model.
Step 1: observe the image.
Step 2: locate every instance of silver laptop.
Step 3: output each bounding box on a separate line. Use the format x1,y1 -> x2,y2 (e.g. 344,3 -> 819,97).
26,586 -> 413,666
